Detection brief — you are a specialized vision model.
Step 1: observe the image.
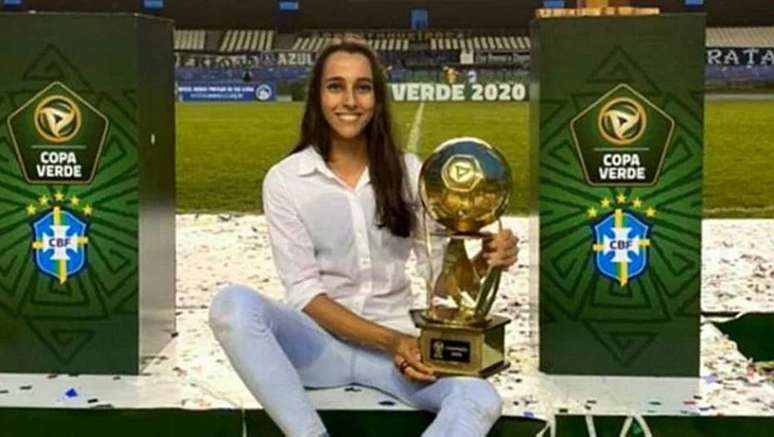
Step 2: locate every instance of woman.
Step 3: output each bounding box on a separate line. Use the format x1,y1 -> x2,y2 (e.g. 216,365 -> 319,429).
209,38 -> 519,437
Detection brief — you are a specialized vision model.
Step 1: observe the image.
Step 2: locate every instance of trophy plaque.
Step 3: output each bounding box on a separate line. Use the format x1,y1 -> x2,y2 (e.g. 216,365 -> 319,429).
412,137 -> 513,377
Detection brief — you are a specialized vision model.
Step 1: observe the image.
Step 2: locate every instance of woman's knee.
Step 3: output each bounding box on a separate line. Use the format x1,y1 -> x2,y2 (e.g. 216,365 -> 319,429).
208,285 -> 269,334
456,378 -> 503,421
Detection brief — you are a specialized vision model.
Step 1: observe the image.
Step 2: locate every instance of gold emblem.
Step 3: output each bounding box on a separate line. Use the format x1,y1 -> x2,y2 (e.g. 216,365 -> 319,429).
432,340 -> 445,359
441,155 -> 483,193
597,97 -> 647,146
34,95 -> 82,143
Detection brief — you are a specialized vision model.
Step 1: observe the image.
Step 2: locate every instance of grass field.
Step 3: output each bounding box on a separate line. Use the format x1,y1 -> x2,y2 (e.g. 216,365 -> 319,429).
176,100 -> 774,218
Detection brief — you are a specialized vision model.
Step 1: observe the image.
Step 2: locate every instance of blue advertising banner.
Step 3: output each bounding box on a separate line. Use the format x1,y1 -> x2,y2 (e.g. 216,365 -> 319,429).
177,82 -> 276,102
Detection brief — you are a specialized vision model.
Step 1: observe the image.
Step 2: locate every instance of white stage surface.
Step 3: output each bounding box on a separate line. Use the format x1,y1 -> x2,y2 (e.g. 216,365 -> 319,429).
1,215 -> 772,427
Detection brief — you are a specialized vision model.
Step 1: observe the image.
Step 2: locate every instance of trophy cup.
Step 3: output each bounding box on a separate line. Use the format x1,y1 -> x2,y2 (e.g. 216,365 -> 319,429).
411,137 -> 512,377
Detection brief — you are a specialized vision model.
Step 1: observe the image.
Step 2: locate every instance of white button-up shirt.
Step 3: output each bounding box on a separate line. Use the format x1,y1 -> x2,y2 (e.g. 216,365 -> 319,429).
263,146 -> 433,334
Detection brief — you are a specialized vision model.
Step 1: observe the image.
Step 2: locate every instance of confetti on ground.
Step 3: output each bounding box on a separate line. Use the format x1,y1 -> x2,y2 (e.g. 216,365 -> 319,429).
0,214 -> 771,423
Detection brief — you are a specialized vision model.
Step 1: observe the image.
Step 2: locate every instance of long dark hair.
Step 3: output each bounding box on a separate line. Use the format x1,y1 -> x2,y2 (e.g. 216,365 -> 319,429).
290,38 -> 413,238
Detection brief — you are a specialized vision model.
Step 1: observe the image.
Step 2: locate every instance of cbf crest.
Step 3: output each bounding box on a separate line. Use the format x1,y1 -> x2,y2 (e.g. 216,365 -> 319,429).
27,192 -> 94,284
586,194 -> 655,286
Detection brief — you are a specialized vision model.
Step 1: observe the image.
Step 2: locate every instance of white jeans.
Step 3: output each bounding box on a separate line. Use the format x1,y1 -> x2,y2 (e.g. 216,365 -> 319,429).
209,284 -> 503,437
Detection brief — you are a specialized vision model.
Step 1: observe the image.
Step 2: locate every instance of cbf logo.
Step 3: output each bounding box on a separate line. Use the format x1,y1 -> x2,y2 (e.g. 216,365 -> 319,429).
26,192 -> 94,284
586,194 -> 655,286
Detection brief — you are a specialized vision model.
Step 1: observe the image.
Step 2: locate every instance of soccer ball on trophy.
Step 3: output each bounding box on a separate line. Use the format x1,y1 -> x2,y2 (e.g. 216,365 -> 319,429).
412,137 -> 513,377
419,137 -> 512,234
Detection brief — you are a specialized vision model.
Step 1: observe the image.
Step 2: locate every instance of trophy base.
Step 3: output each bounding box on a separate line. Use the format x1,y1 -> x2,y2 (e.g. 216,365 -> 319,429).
410,309 -> 510,378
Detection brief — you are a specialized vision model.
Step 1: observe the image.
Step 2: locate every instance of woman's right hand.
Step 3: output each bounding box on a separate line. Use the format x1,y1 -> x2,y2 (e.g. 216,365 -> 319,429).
388,334 -> 436,383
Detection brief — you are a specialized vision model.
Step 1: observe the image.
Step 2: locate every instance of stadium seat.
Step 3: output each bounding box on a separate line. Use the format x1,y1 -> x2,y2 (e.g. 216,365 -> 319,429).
218,29 -> 276,52
287,31 -> 411,53
706,26 -> 774,47
174,29 -> 206,51
174,26 -> 773,56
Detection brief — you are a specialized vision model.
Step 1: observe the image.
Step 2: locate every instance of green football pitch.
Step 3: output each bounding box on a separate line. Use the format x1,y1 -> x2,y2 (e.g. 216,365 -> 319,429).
176,101 -> 774,218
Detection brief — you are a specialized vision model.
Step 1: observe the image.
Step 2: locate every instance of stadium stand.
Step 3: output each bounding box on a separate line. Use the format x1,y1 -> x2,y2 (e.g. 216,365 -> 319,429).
429,35 -> 529,51
174,27 -> 773,54
703,26 -> 774,89
218,29 -> 275,52
292,36 -> 331,51
287,30 -> 529,53
706,27 -> 774,47
174,29 -> 206,51
292,31 -> 411,51
173,26 -> 773,91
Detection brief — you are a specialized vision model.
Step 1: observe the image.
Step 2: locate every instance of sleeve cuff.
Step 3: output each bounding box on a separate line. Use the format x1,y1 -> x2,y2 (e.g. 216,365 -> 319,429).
285,277 -> 326,311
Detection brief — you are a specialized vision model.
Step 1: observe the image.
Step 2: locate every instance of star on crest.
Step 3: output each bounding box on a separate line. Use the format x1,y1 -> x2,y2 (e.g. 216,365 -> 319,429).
587,194 -> 655,222
23,192 -> 95,220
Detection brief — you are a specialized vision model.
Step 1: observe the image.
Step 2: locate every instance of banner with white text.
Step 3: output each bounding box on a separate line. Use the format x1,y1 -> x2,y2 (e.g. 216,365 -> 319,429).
389,82 -> 527,102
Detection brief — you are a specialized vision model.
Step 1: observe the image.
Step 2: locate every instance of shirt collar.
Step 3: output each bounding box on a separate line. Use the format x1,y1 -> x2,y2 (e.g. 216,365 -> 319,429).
297,146 -> 331,177
297,145 -> 371,190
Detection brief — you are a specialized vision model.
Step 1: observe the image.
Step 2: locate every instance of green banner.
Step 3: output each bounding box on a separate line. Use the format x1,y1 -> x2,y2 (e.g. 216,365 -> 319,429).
0,13 -> 174,374
530,14 -> 705,376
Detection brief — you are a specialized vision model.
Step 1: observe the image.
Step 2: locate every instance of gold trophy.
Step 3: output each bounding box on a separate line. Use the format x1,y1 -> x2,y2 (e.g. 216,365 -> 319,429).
411,137 -> 512,377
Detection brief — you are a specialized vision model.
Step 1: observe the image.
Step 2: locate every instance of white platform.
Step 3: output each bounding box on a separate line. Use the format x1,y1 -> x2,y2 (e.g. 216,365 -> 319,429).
0,215 -> 772,423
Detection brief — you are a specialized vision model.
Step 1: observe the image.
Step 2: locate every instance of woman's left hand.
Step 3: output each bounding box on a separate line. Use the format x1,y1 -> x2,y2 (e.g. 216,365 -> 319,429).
481,229 -> 519,271
389,334 -> 436,383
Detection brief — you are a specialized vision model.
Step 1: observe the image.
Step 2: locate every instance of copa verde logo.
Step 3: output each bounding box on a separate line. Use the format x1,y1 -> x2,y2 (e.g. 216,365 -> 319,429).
7,81 -> 108,184
442,155 -> 483,193
597,97 -> 647,146
35,95 -> 83,143
570,84 -> 674,187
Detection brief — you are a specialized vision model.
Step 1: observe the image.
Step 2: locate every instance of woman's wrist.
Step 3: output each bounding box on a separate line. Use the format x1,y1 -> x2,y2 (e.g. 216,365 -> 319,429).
381,329 -> 405,354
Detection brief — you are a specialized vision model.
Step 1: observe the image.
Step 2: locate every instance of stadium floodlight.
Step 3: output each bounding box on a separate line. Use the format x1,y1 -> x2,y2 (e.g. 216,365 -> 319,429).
279,1 -> 299,11
543,0 -> 565,8
144,0 -> 163,10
